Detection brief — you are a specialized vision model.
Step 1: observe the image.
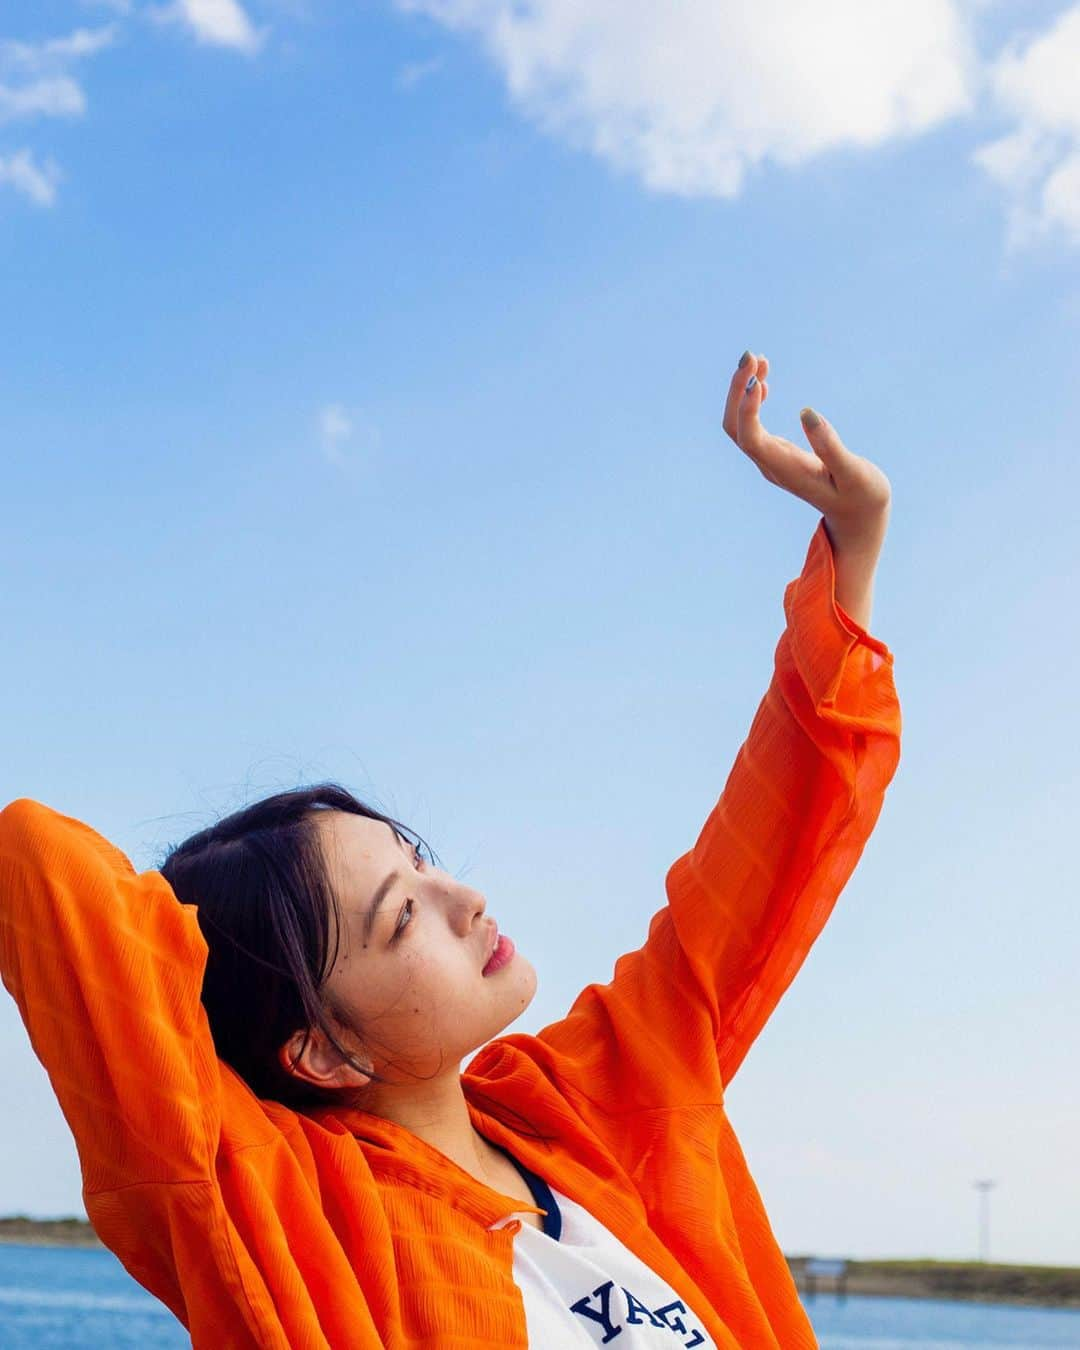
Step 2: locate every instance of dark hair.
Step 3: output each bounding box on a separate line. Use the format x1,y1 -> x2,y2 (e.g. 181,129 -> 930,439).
160,783 -> 423,1109
161,782 -> 555,1144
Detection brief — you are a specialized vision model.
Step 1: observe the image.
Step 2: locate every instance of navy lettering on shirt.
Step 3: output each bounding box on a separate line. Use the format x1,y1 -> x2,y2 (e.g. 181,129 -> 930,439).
569,1282 -> 706,1347
625,1288 -> 666,1328
569,1282 -> 622,1342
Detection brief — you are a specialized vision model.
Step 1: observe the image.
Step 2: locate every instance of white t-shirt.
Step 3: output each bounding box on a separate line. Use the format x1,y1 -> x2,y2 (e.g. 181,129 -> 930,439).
488,1150 -> 716,1349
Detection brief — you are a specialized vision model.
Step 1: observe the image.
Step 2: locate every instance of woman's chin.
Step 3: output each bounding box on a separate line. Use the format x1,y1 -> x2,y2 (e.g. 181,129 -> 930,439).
493,955 -> 538,1030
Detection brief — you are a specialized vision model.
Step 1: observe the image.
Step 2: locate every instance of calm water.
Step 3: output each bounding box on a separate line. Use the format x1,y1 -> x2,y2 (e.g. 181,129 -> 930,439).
0,1243 -> 187,1348
1,1243 -> 1079,1348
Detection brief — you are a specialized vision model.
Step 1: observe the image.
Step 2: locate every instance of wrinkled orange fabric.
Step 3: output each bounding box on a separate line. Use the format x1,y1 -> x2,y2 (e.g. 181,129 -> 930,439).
0,521 -> 900,1349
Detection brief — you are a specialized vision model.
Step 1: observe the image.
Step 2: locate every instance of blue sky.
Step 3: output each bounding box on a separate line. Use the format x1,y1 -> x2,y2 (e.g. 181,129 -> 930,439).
1,0 -> 1079,1267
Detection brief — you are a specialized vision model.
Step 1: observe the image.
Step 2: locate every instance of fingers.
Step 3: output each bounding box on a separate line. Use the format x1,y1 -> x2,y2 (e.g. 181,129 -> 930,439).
801,407 -> 893,513
726,353 -> 834,503
799,407 -> 850,486
723,352 -> 757,441
737,364 -> 766,451
723,353 -> 889,519
722,351 -> 768,443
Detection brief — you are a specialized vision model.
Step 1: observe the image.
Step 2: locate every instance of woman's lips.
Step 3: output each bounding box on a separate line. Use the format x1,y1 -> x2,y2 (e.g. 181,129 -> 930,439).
482,934 -> 515,976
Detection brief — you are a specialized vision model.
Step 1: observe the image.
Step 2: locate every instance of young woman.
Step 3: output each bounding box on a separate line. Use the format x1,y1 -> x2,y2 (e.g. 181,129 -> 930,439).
0,352 -> 900,1349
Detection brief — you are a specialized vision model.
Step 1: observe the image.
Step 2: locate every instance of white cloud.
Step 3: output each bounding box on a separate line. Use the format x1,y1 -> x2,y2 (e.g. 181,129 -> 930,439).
0,148 -> 61,206
40,27 -> 118,61
317,404 -> 381,469
0,25 -> 116,126
0,24 -> 116,202
159,0 -> 263,54
396,0 -> 977,197
0,5 -> 264,214
318,404 -> 354,466
974,5 -> 1080,247
0,77 -> 86,124
0,27 -> 118,69
397,56 -> 444,91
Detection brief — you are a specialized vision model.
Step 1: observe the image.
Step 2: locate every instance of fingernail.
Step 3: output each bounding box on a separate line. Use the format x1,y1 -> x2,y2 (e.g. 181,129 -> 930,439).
745,375 -> 757,393
738,350 -> 751,369
801,407 -> 820,428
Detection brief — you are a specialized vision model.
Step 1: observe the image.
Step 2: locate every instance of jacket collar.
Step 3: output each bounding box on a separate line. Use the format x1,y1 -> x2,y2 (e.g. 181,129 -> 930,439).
300,1037 -> 645,1235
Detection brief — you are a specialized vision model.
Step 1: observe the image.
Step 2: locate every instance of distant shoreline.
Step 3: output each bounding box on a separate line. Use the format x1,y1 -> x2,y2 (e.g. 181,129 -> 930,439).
0,1217 -> 103,1249
786,1255 -> 1080,1310
2,1218 -> 1078,1309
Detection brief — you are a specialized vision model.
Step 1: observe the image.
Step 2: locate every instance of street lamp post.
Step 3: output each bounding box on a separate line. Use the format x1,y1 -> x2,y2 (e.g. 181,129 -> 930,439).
973,1179 -> 996,1263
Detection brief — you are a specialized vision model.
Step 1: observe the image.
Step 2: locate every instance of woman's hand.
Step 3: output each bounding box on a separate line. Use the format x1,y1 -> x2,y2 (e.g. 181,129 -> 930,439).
723,351 -> 891,628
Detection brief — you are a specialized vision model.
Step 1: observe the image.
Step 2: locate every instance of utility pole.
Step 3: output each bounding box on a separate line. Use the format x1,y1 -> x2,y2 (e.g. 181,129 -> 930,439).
973,1179 -> 996,1263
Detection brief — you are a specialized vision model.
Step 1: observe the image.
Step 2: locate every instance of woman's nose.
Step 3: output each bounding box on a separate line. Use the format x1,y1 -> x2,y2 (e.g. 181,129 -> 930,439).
444,877 -> 485,932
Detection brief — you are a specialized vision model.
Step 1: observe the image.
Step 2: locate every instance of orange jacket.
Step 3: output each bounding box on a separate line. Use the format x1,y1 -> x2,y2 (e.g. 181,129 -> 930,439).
0,522 -> 900,1349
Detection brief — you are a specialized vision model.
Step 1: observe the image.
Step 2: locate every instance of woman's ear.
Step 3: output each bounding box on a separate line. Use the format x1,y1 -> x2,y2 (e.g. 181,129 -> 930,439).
278,1026 -> 373,1091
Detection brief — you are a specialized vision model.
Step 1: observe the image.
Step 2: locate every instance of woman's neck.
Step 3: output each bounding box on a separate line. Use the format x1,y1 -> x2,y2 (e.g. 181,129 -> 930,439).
362,1070 -> 504,1186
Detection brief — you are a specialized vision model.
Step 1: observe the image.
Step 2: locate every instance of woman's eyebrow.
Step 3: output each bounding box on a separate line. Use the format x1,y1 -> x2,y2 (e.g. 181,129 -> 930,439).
362,870 -> 400,944
361,832 -> 413,943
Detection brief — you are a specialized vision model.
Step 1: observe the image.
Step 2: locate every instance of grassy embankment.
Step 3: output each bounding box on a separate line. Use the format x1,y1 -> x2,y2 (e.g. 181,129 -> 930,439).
0,1216 -> 102,1248
787,1255 -> 1080,1308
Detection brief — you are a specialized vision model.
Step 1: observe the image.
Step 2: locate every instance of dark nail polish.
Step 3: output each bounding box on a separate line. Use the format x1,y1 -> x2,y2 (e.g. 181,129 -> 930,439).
746,376 -> 757,392
738,350 -> 751,369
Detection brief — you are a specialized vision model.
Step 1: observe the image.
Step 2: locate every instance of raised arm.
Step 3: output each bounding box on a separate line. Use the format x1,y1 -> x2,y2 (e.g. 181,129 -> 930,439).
519,352 -> 900,1107
668,518 -> 898,1084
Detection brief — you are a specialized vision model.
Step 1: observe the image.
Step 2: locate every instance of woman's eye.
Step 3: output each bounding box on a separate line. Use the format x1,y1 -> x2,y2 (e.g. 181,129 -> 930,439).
412,846 -> 425,871
394,898 -> 414,938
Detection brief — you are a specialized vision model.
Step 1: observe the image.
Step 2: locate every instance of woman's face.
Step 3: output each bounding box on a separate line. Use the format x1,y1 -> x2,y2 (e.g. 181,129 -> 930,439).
299,810 -> 537,1087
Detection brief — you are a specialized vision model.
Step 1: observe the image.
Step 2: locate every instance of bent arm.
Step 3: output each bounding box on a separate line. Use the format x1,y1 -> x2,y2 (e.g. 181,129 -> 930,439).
0,799 -> 221,1193
0,800 -> 387,1346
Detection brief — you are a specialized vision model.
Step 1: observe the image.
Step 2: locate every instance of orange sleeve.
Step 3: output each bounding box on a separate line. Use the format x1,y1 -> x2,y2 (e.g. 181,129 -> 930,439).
0,798 -> 222,1192
0,800 -> 280,1340
0,796 -> 399,1347
534,520 -> 901,1103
